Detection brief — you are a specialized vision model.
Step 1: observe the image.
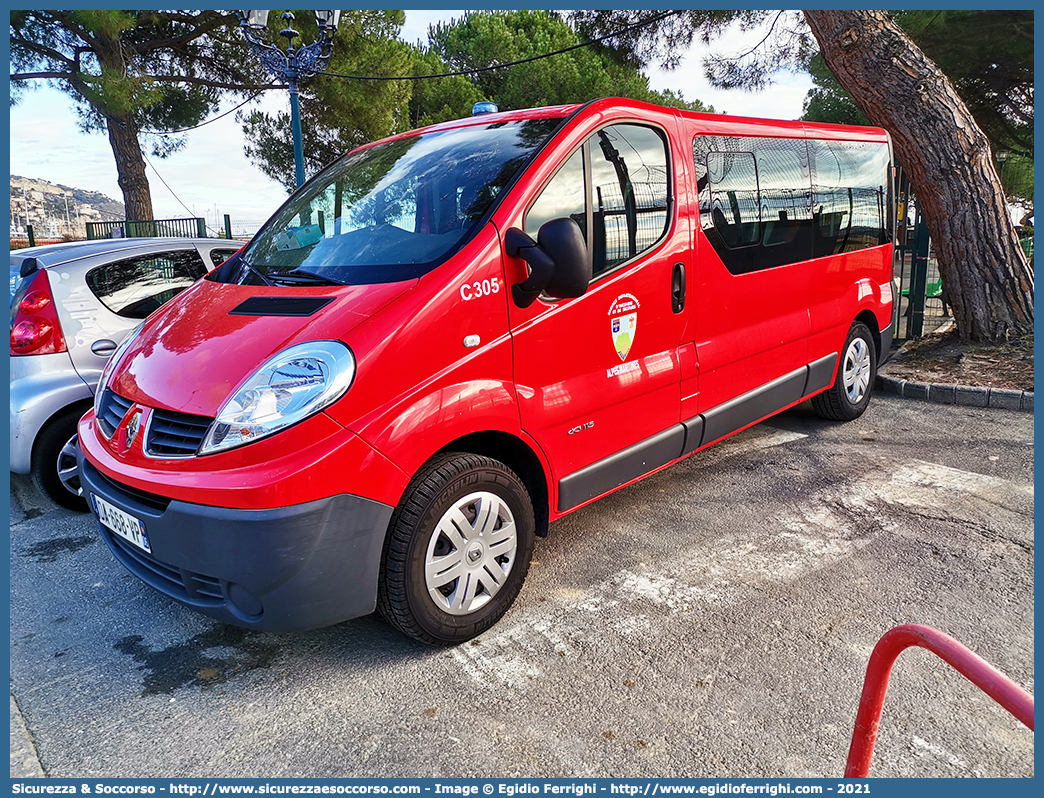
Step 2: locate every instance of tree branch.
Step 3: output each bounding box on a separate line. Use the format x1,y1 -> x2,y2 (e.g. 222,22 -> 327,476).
9,34 -> 77,69
124,11 -> 241,57
48,10 -> 103,53
11,70 -> 79,81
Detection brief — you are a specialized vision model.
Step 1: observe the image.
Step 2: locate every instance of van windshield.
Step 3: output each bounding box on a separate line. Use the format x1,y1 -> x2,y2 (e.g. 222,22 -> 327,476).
236,117 -> 564,286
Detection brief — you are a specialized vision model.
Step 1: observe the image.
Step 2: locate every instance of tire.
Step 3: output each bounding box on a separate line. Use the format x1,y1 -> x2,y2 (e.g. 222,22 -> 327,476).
811,322 -> 877,422
377,453 -> 536,645
32,407 -> 90,512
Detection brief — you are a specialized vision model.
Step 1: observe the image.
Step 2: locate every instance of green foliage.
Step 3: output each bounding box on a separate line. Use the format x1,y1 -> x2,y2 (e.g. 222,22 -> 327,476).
799,54 -> 867,126
895,11 -> 1032,157
428,11 -> 613,111
422,11 -> 714,116
406,48 -> 485,128
997,155 -> 1034,210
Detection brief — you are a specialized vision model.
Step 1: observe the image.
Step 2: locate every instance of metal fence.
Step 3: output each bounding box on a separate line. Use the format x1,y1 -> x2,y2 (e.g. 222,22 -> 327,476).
893,170 -> 950,345
85,217 -> 208,240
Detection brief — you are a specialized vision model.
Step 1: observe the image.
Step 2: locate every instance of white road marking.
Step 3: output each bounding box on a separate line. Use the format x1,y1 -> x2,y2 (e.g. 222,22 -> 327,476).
701,427 -> 808,462
454,450 -> 1031,694
911,735 -> 967,770
885,460 -> 1033,505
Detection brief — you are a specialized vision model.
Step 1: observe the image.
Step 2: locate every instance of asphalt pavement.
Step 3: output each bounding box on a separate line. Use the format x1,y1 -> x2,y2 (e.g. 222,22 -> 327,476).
9,395 -> 1034,778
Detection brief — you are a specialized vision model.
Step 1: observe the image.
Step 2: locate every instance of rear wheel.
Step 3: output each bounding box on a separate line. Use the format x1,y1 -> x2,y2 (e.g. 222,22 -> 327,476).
812,322 -> 877,421
32,407 -> 89,512
378,453 -> 535,645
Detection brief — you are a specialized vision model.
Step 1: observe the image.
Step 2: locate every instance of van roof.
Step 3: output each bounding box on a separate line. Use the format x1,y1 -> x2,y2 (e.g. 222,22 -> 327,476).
349,96 -> 888,159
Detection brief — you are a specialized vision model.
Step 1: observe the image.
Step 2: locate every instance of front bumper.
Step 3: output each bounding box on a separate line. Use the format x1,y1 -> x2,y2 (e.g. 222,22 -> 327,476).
79,455 -> 394,632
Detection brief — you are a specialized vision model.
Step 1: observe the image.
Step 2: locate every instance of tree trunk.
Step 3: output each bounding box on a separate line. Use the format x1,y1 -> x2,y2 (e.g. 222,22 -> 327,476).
803,10 -> 1033,342
106,113 -> 154,222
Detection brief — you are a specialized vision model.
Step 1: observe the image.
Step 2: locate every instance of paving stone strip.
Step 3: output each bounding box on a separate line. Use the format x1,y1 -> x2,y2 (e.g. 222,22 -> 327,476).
876,372 -> 1033,411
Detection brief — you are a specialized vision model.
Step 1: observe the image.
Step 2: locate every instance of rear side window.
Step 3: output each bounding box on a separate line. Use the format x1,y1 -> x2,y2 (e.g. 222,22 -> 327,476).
707,150 -> 760,249
695,134 -> 888,274
86,249 -> 208,319
208,248 -> 240,268
810,140 -> 890,257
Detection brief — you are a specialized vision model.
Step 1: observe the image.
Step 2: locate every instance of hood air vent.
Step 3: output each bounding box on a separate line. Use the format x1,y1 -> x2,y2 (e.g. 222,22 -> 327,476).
229,296 -> 335,317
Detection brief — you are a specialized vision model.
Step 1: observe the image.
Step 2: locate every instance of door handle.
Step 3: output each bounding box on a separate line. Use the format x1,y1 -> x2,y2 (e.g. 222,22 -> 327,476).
671,262 -> 686,314
91,339 -> 117,356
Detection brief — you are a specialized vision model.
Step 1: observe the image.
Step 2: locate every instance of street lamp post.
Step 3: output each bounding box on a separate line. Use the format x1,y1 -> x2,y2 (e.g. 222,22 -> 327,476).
236,10 -> 340,189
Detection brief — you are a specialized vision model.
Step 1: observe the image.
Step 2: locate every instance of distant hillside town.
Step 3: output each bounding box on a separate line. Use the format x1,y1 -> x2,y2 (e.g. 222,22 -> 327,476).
10,175 -> 125,240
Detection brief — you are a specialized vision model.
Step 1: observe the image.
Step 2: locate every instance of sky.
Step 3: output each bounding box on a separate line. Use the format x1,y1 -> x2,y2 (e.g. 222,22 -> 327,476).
8,10 -> 814,230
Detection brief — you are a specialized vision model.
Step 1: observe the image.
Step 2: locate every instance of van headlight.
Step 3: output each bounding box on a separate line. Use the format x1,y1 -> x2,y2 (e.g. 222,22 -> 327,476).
199,340 -> 355,455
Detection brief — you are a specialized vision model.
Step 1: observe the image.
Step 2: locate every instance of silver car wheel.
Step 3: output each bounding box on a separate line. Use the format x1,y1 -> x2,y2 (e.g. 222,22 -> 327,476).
57,433 -> 83,498
424,490 -> 518,616
843,337 -> 872,404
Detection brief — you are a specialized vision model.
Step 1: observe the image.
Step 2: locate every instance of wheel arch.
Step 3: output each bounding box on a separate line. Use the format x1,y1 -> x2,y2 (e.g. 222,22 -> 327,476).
435,431 -> 551,538
855,308 -> 882,363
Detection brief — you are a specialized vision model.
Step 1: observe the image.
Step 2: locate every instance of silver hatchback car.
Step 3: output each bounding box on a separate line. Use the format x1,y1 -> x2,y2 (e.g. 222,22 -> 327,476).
10,237 -> 241,509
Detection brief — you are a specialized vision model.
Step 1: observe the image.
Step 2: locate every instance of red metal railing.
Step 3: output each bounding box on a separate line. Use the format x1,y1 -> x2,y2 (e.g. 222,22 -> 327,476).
844,624 -> 1034,778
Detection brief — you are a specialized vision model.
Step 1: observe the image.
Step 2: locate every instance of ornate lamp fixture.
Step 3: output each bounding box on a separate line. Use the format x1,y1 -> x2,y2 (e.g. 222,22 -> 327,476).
236,10 -> 341,188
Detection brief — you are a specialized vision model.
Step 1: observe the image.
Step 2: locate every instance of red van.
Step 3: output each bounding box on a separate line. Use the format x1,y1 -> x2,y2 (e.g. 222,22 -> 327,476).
78,98 -> 895,645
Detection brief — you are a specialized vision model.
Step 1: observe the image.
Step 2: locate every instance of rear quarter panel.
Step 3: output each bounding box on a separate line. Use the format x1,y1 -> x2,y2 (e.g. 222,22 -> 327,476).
807,245 -> 893,366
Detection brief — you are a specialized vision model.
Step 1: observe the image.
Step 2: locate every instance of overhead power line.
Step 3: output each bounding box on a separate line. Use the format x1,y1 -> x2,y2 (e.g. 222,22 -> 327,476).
138,12 -> 681,137
143,81 -> 279,136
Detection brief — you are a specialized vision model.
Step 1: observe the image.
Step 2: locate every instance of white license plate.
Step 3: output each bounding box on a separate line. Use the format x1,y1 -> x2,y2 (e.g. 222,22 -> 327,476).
92,493 -> 152,554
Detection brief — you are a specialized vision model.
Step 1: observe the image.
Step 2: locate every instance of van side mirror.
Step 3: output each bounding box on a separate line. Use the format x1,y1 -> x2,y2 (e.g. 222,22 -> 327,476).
505,218 -> 591,308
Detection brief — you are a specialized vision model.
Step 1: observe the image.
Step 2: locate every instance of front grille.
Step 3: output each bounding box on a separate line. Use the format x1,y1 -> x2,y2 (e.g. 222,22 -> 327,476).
97,389 -> 133,438
104,528 -> 224,607
146,408 -> 212,457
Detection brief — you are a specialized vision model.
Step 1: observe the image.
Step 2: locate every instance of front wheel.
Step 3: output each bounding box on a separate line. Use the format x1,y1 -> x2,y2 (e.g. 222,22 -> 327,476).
812,322 -> 877,421
377,453 -> 535,645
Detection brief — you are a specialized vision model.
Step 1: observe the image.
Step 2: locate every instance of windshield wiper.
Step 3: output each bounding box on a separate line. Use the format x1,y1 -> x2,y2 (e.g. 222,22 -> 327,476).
267,270 -> 345,287
235,259 -> 275,287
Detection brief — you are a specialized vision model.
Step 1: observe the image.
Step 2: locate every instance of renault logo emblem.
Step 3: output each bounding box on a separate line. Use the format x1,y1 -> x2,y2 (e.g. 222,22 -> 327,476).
125,410 -> 142,448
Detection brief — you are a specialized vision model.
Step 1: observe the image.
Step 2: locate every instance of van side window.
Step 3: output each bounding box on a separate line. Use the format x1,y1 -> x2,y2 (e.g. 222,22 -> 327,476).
526,124 -> 670,284
810,140 -> 890,257
706,150 -> 760,249
589,124 -> 669,277
696,134 -> 887,274
755,138 -> 814,269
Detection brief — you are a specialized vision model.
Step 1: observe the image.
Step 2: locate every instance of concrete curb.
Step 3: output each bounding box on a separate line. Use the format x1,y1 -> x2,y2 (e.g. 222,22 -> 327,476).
876,372 -> 1033,412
